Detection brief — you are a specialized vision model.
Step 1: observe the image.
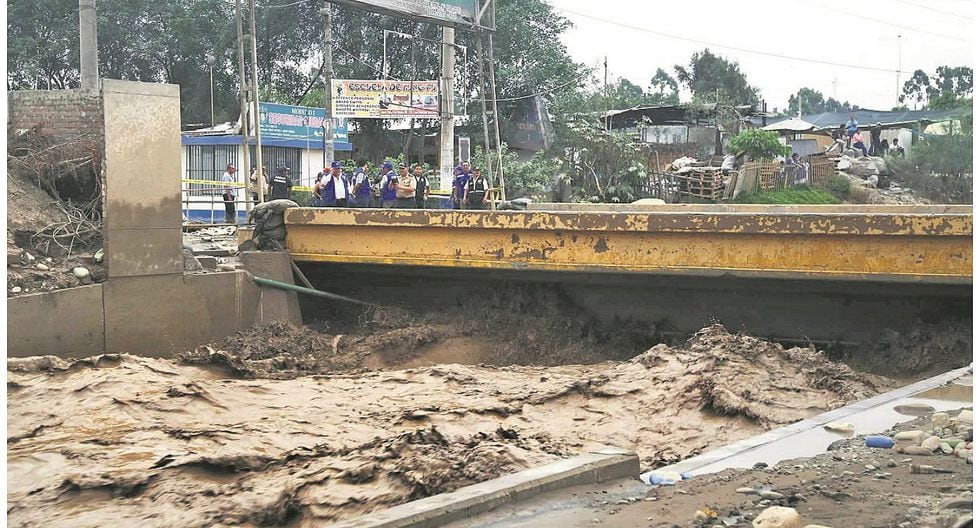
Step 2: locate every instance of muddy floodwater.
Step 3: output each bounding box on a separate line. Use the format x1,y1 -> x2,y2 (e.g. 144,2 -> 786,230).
6,325 -> 902,527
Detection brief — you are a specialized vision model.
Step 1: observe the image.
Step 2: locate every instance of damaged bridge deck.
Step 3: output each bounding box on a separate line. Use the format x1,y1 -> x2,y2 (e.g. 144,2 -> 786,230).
283,205 -> 972,285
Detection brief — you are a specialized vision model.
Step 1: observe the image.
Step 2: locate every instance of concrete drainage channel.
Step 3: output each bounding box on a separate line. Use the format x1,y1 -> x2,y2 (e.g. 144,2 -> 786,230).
334,368 -> 972,528
330,449 -> 639,528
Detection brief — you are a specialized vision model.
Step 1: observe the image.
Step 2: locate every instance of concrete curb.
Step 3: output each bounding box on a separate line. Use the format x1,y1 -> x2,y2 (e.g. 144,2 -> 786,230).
654,365 -> 973,478
329,449 -> 639,528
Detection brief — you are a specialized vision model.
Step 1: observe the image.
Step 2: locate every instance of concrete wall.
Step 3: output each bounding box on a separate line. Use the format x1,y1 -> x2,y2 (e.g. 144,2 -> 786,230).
7,81 -> 292,360
6,285 -> 106,358
102,80 -> 184,278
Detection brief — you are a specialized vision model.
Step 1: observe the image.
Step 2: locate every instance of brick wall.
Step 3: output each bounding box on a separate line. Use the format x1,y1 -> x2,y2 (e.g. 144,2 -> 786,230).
7,89 -> 104,142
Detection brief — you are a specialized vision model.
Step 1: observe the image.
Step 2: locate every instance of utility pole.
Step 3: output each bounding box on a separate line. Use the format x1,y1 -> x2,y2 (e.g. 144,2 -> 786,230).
78,0 -> 99,90
321,1 -> 334,167
206,54 -> 216,126
603,56 -> 609,131
896,34 -> 902,108
235,0 -> 252,212
247,0 -> 264,202
475,33 -> 494,188
798,88 -> 802,119
486,18 -> 505,201
439,27 -> 456,192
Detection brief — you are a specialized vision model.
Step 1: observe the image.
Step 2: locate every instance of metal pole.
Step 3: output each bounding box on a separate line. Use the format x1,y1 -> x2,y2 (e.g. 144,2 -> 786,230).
439,27 -> 455,191
322,1 -> 334,167
209,65 -> 215,125
78,0 -> 99,90
235,0 -> 252,213
475,33 -> 493,183
486,31 -> 506,201
896,34 -> 902,109
248,0 -> 265,202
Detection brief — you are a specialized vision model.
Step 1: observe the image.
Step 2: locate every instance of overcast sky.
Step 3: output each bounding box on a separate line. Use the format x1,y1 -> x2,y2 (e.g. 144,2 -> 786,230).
548,0 -> 974,112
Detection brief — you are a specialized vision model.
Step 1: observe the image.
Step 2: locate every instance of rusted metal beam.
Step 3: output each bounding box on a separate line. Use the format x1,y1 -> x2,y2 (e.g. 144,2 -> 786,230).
284,207 -> 972,284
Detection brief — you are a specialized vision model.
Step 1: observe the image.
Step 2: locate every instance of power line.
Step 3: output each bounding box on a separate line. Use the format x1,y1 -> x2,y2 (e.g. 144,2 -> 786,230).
256,0 -> 309,8
892,0 -> 973,19
797,0 -> 971,42
559,8 -> 926,75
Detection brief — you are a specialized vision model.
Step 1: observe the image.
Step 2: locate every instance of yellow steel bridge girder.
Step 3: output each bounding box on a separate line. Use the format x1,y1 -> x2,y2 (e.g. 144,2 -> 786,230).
283,207 -> 973,284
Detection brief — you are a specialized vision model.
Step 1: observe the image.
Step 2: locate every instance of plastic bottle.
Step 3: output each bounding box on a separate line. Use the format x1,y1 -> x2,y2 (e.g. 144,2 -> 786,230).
865,435 -> 895,449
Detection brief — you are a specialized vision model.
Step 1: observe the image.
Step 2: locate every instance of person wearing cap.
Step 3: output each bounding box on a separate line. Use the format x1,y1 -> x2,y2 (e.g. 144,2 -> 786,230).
414,164 -> 430,209
269,166 -> 293,200
351,159 -> 372,208
451,161 -> 472,210
379,161 -> 398,209
220,163 -> 237,224
322,161 -> 350,207
395,163 -> 417,208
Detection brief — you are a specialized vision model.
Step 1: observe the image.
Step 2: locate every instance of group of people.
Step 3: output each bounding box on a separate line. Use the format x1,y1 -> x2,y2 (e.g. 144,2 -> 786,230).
825,115 -> 906,158
219,164 -> 293,224
217,158 -> 494,224
309,159 -> 491,210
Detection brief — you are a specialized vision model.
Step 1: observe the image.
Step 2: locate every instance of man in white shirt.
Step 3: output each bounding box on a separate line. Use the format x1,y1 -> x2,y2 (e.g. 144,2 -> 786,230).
220,164 -> 237,224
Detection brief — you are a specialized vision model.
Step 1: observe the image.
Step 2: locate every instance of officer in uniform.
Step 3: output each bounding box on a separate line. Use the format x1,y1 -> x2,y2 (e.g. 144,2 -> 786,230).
269,166 -> 292,200
466,167 -> 489,209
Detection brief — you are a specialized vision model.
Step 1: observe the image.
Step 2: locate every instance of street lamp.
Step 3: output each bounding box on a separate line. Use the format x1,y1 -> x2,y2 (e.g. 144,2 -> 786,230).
205,53 -> 216,126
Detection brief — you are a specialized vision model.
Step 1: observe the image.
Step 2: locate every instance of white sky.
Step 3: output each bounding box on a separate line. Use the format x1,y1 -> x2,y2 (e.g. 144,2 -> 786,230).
549,0 -> 975,112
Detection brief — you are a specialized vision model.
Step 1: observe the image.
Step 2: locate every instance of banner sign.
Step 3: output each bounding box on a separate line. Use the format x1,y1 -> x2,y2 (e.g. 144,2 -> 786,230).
507,95 -> 554,151
331,79 -> 440,119
330,0 -> 478,28
258,102 -> 349,142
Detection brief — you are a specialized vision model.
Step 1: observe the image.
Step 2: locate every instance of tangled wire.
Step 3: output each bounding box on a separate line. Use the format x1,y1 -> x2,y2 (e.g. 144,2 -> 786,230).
8,127 -> 104,257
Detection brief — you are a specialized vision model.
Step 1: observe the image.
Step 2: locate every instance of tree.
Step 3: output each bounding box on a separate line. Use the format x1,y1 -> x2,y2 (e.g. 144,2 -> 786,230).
648,68 -> 679,105
785,87 -> 859,116
901,66 -> 973,110
727,129 -> 790,161
674,49 -> 759,106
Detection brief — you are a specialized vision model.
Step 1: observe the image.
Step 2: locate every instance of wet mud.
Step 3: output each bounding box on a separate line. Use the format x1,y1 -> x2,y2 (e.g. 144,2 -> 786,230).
7,325 -> 896,527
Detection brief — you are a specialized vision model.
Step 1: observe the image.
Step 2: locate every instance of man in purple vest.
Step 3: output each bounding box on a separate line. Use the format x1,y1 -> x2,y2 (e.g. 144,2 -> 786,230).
379,161 -> 398,209
322,161 -> 350,207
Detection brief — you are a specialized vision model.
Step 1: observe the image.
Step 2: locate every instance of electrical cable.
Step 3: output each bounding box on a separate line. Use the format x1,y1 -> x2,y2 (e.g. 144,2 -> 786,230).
559,7 -> 968,74
891,0 -> 973,19
795,0 -> 971,42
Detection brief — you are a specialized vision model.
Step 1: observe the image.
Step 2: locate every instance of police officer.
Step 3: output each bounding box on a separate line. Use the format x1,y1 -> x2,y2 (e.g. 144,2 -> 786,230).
269,166 -> 293,200
414,164 -> 430,209
351,159 -> 372,208
467,167 -> 489,209
379,161 -> 398,209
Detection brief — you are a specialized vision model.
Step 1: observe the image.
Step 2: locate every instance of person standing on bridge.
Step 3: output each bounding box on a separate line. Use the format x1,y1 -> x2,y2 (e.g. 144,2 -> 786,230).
220,164 -> 237,224
322,161 -> 350,207
466,167 -> 489,209
414,164 -> 430,209
379,161 -> 398,209
351,159 -> 372,208
395,163 -> 417,209
452,161 -> 472,210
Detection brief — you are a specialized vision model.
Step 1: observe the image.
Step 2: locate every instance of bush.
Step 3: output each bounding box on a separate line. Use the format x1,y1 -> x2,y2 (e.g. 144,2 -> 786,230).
727,129 -> 791,161
825,174 -> 852,199
473,145 -> 554,199
886,135 -> 972,203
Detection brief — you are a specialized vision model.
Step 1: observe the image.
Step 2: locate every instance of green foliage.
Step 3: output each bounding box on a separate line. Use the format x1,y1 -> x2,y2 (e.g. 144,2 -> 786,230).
785,88 -> 858,116
901,66 -> 973,110
674,49 -> 759,106
554,116 -> 647,203
824,174 -> 853,199
733,186 -> 840,205
727,129 -> 790,161
886,135 -> 973,203
472,145 -> 554,198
